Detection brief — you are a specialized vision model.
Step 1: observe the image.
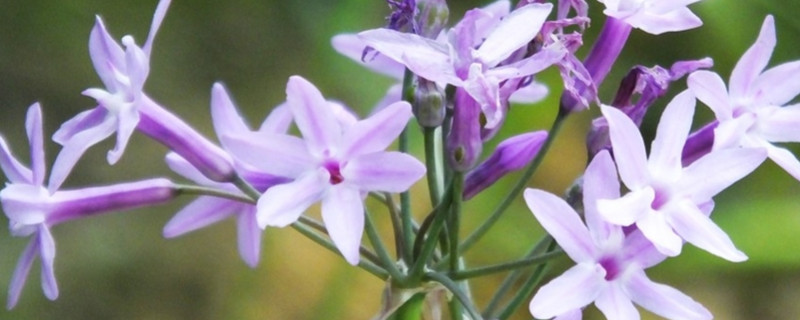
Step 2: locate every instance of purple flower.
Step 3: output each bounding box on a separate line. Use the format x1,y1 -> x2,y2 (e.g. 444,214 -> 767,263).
222,76 -> 425,265
597,90 -> 766,261
688,15 -> 800,181
51,0 -> 236,188
0,104 -> 176,308
463,130 -> 547,199
597,0 -> 704,35
527,150 -> 712,320
359,3 -> 565,128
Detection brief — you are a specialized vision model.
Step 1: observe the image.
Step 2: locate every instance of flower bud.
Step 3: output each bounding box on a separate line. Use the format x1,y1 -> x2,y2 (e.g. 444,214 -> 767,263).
413,78 -> 446,127
416,0 -> 448,38
463,131 -> 547,199
446,88 -> 482,172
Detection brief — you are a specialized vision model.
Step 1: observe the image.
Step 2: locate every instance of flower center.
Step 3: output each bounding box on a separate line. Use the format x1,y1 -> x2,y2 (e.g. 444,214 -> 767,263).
599,256 -> 622,281
324,161 -> 344,185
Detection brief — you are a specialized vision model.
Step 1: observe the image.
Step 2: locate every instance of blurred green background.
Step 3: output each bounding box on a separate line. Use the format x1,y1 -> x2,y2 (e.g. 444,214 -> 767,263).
0,0 -> 799,319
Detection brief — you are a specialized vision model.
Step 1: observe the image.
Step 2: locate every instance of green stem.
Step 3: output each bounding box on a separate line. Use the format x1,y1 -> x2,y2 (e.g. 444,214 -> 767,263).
365,210 -> 404,280
296,216 -> 382,267
175,184 -> 255,204
424,272 -> 483,320
460,110 -> 568,254
231,175 -> 262,200
399,68 -> 416,263
450,250 -> 562,280
291,221 -> 388,280
448,173 -> 463,272
407,195 -> 451,285
496,240 -> 557,320
370,192 -> 405,260
483,236 -> 552,317
423,127 -> 442,206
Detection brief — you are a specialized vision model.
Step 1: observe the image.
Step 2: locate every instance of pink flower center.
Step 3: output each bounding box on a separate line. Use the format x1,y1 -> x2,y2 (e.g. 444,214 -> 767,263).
324,161 -> 344,185
599,256 -> 622,281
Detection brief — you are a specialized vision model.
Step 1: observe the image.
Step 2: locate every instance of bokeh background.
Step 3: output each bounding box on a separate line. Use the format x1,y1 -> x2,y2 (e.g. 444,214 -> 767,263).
0,0 -> 799,319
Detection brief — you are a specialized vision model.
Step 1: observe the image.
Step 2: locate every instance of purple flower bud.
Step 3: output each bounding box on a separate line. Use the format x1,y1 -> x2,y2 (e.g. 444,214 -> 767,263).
416,0 -> 449,38
413,77 -> 446,127
447,88 -> 483,172
137,96 -> 236,182
464,131 -> 548,199
682,120 -> 717,166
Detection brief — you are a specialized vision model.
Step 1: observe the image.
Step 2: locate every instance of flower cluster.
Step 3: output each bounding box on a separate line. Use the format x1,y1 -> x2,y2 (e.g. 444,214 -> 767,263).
2,0 -> 798,319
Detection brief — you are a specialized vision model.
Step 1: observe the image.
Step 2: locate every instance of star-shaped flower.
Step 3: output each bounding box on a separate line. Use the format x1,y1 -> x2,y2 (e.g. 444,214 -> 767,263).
222,76 -> 425,265
688,15 -> 800,181
597,90 -> 766,261
597,0 -> 704,35
527,150 -> 712,320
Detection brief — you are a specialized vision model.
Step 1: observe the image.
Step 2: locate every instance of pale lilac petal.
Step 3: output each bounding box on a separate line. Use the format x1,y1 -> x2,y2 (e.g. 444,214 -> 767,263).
0,136 -> 33,184
679,148 -> 766,202
687,71 -> 732,120
464,64 -> 504,128
286,76 -> 342,157
529,263 -> 606,319
236,207 -> 261,268
257,169 -> 327,228
38,226 -> 58,300
475,3 -> 552,67
666,200 -> 747,262
729,16 -> 775,100
163,197 -> 238,238
600,105 -> 649,189
583,150 -> 622,241
340,101 -> 411,158
621,230 -> 666,269
164,152 -> 216,186
211,83 -> 252,142
597,188 -> 654,227
48,115 -> 117,192
763,143 -> 800,182
342,152 -> 425,193
524,189 -> 595,262
624,7 -> 702,35
321,184 -> 364,265
88,17 -> 125,89
52,107 -> 108,145
491,44 -> 567,79
553,309 -> 582,320
369,84 -> 403,115
259,103 -> 293,134
636,211 -> 682,257
122,39 -> 149,93
595,284 -> 639,320
221,133 -> 313,178
508,81 -> 548,105
759,104 -> 800,142
7,239 -> 37,309
753,61 -> 800,106
648,90 -> 695,179
107,105 -> 140,164
0,184 -> 48,225
357,29 -> 459,83
711,115 -> 755,150
25,104 -> 45,186
143,0 -> 172,56
626,269 -> 713,320
330,34 -> 405,79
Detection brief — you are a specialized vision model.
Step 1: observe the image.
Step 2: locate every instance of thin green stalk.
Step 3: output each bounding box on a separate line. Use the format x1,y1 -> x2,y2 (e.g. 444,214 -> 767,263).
296,216 -> 382,266
424,272 -> 483,320
176,184 -> 255,204
370,192 -> 406,262
460,110 -> 568,253
365,210 -> 404,280
423,127 -> 442,206
483,236 -> 553,317
496,240 -> 557,320
448,173 -> 464,272
291,221 -> 388,280
399,67 -> 416,263
407,197 -> 450,284
231,175 -> 262,200
450,250 -> 562,280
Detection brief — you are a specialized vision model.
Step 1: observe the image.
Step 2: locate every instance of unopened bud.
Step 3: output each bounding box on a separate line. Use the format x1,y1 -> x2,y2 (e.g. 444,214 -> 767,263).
446,88 -> 482,172
463,131 -> 547,199
416,0 -> 449,38
413,78 -> 446,127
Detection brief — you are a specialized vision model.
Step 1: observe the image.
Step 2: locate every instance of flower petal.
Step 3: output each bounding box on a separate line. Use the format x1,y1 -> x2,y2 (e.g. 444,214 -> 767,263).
524,189 -> 595,262
583,150 -> 622,241
221,133 -> 313,178
258,103 -> 293,134
88,17 -> 126,89
0,136 -> 33,185
163,196 -> 238,238
38,226 -> 58,300
636,210 -> 682,257
321,184 -> 365,265
107,104 -> 141,164
257,169 -> 327,228
753,61 -> 800,106
357,29 -> 459,84
595,283 -> 639,320
666,200 -> 747,262
211,83 -> 252,144
648,90 -> 695,180
286,76 -> 342,157
52,107 -> 108,145
597,188 -> 654,227
601,105 -> 649,189
7,238 -> 38,309
25,104 -> 46,186
759,104 -> 800,142
529,263 -> 605,319
687,70 -> 731,120
236,207 -> 262,268
330,34 -> 405,80
764,143 -> 800,181
626,269 -> 713,320
343,152 -> 425,193
340,101 -> 411,158
48,115 -> 117,192
729,15 -> 775,100
679,147 -> 766,203
474,3 -> 552,67
143,0 -> 172,56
